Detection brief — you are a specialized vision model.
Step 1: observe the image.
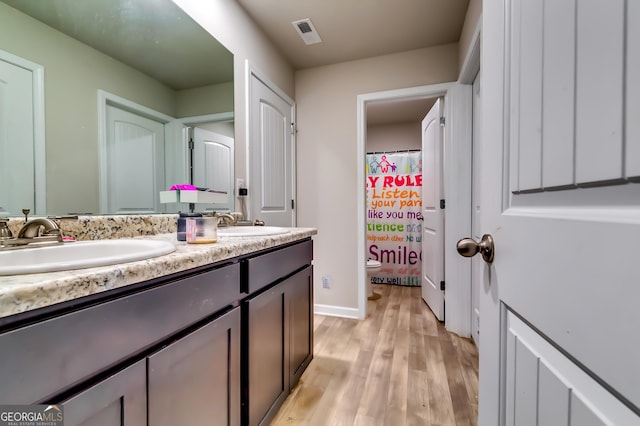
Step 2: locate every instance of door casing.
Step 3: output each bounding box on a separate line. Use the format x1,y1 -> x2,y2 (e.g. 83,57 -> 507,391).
357,83 -> 473,332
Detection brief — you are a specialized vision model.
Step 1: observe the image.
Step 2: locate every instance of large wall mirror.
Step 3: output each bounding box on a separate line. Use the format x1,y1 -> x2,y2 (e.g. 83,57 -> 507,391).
0,0 -> 234,216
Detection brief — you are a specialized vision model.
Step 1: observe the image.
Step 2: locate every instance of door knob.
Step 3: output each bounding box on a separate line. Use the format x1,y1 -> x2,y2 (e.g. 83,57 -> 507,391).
456,234 -> 495,264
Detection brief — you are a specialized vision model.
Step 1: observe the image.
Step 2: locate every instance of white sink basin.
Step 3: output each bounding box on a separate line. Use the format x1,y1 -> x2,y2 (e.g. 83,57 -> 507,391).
217,226 -> 290,237
0,239 -> 176,276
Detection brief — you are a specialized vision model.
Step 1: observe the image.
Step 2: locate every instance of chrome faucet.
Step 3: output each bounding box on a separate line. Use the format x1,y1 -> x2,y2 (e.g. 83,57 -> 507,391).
216,213 -> 237,227
0,219 -> 13,239
0,215 -> 78,250
17,218 -> 62,239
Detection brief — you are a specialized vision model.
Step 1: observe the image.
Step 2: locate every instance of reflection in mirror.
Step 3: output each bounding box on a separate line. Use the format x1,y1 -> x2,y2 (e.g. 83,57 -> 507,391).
0,0 -> 234,216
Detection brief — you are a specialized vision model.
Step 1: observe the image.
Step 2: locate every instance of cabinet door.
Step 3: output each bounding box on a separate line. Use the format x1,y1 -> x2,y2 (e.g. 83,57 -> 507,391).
60,359 -> 146,426
245,284 -> 288,426
148,307 -> 241,426
287,266 -> 313,388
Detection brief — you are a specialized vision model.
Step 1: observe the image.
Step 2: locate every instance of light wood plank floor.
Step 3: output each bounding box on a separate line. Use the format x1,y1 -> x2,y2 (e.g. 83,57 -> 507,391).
271,284 -> 479,426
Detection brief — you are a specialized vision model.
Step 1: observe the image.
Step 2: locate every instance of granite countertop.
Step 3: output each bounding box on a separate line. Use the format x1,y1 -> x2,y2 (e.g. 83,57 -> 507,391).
0,228 -> 317,320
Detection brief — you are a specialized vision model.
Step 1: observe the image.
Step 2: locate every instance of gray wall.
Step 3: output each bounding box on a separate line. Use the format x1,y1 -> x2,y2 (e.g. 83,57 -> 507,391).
295,44 -> 459,310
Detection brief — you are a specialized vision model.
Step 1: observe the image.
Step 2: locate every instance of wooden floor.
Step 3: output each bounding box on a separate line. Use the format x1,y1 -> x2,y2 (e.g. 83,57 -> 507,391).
271,284 -> 479,426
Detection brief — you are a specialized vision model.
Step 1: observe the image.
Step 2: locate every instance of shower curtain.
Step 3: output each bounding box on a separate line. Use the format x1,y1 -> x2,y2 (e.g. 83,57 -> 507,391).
366,151 -> 422,286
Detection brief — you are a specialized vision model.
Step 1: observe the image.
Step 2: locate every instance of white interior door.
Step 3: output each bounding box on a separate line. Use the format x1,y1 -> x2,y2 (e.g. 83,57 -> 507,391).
249,72 -> 295,227
479,1 -> 640,424
420,99 -> 444,321
105,105 -> 165,214
470,72 -> 481,346
0,58 -> 35,216
192,127 -> 234,212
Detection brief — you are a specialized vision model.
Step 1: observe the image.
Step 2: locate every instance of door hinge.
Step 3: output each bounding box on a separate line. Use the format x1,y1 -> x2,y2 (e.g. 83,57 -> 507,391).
188,138 -> 194,150
290,122 -> 296,135
440,281 -> 446,291
440,199 -> 445,209
440,116 -> 446,126
291,199 -> 295,210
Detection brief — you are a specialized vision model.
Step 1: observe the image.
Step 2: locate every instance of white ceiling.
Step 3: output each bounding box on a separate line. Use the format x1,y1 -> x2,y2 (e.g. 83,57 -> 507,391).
237,0 -> 470,70
237,0 -> 469,125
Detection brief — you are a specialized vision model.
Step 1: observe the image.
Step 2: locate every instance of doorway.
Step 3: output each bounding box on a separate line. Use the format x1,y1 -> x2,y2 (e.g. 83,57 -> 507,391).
169,113 -> 235,214
365,97 -> 433,300
364,96 -> 445,317
357,83 -> 472,335
191,126 -> 234,213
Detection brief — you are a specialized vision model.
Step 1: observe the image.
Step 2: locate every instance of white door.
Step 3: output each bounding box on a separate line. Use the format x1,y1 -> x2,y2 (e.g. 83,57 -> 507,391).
249,73 -> 295,227
105,105 -> 165,214
478,1 -> 640,424
0,58 -> 35,216
470,72 -> 481,346
192,127 -> 234,212
420,99 -> 445,321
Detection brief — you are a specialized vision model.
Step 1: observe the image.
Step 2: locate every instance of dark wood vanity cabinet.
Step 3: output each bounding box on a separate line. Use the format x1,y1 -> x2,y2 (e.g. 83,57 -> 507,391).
244,266 -> 313,426
243,240 -> 314,426
0,238 -> 313,426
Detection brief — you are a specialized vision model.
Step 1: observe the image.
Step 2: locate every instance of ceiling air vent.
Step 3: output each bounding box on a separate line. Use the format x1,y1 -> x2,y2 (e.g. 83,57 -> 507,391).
292,18 -> 322,45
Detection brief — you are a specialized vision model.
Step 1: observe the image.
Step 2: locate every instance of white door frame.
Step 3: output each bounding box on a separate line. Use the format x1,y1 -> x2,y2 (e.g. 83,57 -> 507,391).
357,82 -> 472,334
97,90 -> 174,213
0,50 -> 46,215
245,61 -> 297,225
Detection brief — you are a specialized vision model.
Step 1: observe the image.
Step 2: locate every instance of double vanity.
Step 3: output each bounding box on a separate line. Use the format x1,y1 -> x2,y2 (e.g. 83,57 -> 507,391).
0,215 -> 316,426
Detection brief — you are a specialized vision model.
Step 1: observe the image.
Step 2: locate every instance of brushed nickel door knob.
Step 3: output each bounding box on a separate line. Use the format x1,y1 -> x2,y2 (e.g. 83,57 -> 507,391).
456,234 -> 495,264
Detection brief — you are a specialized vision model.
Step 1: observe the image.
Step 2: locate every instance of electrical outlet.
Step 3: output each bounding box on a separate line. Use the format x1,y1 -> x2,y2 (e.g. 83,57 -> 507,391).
236,179 -> 246,196
322,275 -> 331,289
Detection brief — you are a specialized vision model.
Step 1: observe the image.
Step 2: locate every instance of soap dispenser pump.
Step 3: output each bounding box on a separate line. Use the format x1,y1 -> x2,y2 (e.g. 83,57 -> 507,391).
0,218 -> 13,239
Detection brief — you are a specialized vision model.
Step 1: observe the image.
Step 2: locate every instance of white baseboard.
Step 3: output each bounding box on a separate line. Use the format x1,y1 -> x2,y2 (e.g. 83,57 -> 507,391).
314,304 -> 360,319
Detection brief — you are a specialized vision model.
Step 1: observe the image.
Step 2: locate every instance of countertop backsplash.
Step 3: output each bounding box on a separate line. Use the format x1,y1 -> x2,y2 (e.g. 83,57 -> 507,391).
5,212 -> 248,240
5,213 -> 260,240
5,214 -> 179,240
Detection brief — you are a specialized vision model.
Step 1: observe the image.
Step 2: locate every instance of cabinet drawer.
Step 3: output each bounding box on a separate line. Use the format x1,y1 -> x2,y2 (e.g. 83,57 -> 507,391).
245,239 -> 312,294
0,263 -> 240,404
